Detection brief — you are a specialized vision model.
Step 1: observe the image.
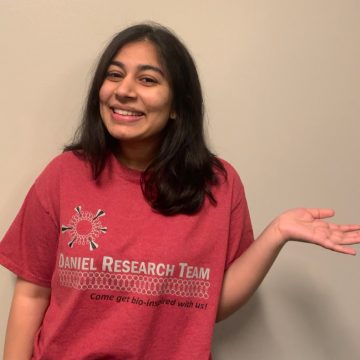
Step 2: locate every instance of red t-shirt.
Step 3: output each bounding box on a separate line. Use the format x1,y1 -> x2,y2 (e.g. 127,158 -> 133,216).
0,152 -> 254,359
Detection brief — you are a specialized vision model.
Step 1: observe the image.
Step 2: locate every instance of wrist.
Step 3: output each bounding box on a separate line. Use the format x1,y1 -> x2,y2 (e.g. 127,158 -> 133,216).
262,216 -> 289,248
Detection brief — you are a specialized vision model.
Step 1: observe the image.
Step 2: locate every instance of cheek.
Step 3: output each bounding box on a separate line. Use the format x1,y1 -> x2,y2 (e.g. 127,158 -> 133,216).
99,87 -> 111,124
146,90 -> 172,115
99,82 -> 114,104
99,86 -> 107,104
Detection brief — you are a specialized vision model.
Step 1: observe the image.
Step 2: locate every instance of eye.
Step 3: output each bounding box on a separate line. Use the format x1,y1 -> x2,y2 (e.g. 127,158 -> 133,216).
105,71 -> 123,81
140,76 -> 158,85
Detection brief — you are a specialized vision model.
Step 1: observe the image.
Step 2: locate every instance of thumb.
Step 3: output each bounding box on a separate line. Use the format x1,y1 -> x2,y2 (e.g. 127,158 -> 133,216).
306,208 -> 335,219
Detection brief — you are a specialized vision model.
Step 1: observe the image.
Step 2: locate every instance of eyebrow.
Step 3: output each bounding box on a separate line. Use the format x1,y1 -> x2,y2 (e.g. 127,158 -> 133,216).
109,60 -> 165,77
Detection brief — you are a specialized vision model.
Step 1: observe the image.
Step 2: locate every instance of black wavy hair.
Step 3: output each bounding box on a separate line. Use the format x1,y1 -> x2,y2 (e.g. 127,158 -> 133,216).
65,23 -> 226,215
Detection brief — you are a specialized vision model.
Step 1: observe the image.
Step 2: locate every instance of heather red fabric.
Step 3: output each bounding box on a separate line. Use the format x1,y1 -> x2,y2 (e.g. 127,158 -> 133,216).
0,152 -> 254,360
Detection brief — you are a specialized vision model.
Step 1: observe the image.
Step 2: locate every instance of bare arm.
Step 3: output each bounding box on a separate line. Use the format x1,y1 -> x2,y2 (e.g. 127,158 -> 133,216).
217,208 -> 360,321
3,277 -> 51,360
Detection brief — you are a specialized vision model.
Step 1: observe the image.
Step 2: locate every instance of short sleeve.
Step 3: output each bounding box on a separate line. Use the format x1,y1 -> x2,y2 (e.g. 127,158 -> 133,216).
224,169 -> 254,270
0,185 -> 59,287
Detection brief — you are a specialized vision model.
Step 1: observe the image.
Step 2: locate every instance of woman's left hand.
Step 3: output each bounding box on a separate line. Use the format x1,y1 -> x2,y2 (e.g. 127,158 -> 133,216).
218,208 -> 360,320
271,208 -> 360,255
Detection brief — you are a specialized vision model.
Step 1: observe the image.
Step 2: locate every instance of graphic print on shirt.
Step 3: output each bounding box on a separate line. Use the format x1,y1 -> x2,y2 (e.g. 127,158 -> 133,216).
59,205 -> 211,309
58,205 -> 210,299
61,205 -> 107,250
58,255 -> 211,300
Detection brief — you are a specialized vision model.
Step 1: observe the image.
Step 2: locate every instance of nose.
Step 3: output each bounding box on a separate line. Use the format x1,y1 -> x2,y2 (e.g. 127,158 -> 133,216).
114,76 -> 137,99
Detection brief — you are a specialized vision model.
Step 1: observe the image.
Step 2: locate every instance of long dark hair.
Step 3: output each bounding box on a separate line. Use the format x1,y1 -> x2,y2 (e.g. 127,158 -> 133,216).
65,23 -> 226,215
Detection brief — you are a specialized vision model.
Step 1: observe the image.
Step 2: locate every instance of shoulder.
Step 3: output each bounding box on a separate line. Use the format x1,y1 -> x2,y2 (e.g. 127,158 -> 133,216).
216,157 -> 245,189
34,151 -> 91,193
30,151 -> 93,218
40,151 -> 88,173
36,151 -> 90,180
218,158 -> 239,174
210,157 -> 248,207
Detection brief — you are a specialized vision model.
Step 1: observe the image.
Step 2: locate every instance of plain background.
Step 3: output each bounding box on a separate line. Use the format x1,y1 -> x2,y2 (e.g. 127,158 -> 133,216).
0,1 -> 359,359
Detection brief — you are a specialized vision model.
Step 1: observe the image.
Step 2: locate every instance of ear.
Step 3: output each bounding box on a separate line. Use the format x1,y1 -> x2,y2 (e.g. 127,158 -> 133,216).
170,111 -> 176,120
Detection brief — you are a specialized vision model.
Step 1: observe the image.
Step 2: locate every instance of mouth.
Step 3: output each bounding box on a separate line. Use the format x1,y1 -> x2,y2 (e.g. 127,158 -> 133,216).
111,108 -> 144,116
110,107 -> 145,123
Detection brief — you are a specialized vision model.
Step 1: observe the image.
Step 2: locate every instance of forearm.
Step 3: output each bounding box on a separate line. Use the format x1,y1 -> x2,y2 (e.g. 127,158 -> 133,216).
4,278 -> 51,360
217,220 -> 284,321
217,207 -> 360,321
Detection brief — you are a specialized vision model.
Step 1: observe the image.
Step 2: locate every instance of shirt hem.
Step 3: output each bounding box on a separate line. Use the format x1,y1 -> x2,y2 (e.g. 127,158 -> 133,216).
0,255 -> 51,288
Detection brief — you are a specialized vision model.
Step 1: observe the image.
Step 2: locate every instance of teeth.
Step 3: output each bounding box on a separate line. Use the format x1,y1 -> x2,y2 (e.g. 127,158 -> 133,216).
113,108 -> 143,116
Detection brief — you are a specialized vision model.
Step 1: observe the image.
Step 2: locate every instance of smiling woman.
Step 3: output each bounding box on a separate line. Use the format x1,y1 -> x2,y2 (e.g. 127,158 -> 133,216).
65,23 -> 226,216
99,41 -> 174,167
1,22 -> 360,360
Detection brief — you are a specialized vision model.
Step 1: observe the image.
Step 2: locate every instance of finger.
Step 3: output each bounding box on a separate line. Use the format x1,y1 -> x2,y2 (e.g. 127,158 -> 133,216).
329,244 -> 357,256
320,236 -> 357,255
340,225 -> 360,232
328,224 -> 360,232
340,232 -> 360,244
307,208 -> 335,219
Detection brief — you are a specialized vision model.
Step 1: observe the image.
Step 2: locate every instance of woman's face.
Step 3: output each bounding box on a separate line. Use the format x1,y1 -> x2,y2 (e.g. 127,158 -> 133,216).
99,40 -> 174,150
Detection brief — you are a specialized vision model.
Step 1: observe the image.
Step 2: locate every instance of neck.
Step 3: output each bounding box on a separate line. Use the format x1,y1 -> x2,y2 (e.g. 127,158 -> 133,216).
115,140 -> 158,171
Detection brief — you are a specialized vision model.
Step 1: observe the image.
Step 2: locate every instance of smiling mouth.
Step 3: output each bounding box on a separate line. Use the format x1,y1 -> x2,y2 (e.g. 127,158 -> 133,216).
112,108 -> 144,116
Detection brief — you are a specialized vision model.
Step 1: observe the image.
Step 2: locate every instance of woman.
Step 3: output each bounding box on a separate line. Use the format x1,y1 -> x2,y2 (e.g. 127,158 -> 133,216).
1,23 -> 359,360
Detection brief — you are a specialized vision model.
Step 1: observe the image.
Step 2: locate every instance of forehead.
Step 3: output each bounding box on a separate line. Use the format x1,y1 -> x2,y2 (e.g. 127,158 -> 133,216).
112,41 -> 163,69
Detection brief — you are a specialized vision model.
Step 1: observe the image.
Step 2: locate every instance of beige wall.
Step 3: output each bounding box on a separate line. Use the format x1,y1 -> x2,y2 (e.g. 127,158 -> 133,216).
1,1 -> 359,359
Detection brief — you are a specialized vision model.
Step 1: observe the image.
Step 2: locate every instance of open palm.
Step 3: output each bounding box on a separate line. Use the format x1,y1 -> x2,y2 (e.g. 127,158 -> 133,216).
275,208 -> 360,255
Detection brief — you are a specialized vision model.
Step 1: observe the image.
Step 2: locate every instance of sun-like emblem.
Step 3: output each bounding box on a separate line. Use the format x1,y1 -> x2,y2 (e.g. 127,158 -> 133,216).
61,206 -> 107,250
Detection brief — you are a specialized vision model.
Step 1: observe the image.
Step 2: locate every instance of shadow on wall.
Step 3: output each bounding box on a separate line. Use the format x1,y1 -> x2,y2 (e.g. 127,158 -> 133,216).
212,271 -> 359,360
